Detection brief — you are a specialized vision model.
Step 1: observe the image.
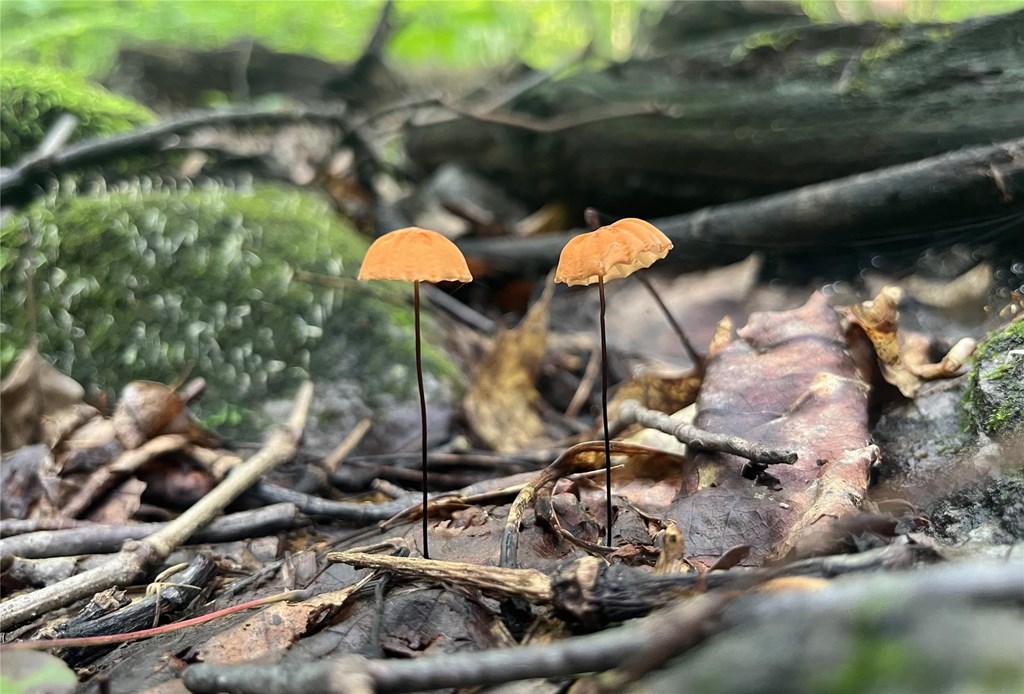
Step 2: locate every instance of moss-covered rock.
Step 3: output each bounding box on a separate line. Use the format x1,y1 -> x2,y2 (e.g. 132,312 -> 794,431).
1,180 -> 451,428
0,62 -> 154,164
962,320 -> 1024,437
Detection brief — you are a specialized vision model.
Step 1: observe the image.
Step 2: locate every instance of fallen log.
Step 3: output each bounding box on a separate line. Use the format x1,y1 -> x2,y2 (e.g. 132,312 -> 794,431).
456,138 -> 1024,275
407,4 -> 1024,214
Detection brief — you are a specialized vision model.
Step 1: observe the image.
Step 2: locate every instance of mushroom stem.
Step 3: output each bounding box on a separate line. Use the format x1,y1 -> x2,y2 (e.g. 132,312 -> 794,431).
414,280 -> 430,559
598,275 -> 613,547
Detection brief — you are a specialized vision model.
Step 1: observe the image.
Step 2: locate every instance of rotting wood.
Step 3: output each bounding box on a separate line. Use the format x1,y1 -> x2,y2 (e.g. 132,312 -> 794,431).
46,554 -> 216,667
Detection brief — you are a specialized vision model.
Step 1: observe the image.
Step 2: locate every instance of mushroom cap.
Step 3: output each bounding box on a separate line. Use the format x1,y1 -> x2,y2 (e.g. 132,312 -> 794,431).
358,227 -> 473,283
554,218 -> 673,286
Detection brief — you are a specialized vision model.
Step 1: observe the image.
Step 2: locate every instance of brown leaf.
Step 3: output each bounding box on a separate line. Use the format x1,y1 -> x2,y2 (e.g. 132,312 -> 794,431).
85,477 -> 146,524
193,583 -> 369,664
113,382 -> 190,449
670,292 -> 874,567
0,347 -> 91,452
608,368 -> 701,424
464,281 -> 553,452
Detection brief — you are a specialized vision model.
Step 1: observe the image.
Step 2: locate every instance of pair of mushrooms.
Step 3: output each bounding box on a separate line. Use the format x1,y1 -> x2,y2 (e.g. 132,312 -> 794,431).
359,219 -> 672,557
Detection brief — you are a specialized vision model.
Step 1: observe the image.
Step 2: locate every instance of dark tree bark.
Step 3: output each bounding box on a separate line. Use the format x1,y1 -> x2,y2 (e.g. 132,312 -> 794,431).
405,4 -> 1024,216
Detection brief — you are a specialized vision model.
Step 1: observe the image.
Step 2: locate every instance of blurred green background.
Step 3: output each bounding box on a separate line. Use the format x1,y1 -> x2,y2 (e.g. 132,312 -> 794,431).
4,0 -> 1023,79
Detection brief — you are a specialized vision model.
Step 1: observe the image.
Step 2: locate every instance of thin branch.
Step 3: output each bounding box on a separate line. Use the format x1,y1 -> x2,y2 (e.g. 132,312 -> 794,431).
63,434 -> 190,519
612,399 -> 797,465
322,418 -> 372,474
0,503 -> 303,561
0,105 -> 352,201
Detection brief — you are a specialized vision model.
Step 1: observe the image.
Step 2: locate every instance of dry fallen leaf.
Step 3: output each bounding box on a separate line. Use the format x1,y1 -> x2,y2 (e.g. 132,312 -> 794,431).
670,292 -> 876,567
0,347 -> 92,452
845,286 -> 976,397
464,280 -> 553,452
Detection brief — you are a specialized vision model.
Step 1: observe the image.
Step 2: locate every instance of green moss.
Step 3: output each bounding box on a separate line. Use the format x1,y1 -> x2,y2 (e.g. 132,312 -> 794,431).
0,62 -> 154,164
816,49 -> 842,67
962,321 -> 1024,436
1,180 -> 451,422
730,27 -> 804,63
861,36 -> 908,65
816,607 -> 937,694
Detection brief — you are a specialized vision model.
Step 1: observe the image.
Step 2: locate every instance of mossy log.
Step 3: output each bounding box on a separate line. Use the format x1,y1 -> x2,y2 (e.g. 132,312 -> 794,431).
0,63 -> 154,165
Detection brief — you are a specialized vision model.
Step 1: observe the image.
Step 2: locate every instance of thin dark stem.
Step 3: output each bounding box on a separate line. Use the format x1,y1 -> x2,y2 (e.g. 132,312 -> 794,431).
634,274 -> 703,372
414,281 -> 429,559
598,276 -> 613,547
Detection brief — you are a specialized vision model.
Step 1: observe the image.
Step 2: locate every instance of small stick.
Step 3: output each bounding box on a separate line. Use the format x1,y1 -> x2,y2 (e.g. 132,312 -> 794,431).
63,434 -> 191,518
322,418 -> 372,474
328,551 -> 553,604
0,503 -> 303,561
565,347 -> 602,418
634,273 -> 703,372
613,400 -> 797,466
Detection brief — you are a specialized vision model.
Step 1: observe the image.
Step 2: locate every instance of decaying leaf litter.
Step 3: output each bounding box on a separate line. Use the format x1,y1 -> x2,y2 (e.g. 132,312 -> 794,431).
3,240 -> 1022,692
3,5 -> 1024,692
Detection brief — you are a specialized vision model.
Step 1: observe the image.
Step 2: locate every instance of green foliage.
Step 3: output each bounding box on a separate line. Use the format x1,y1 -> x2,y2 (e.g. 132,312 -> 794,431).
0,181 -> 441,419
0,0 -> 645,79
0,62 -> 154,163
2,0 -> 1020,84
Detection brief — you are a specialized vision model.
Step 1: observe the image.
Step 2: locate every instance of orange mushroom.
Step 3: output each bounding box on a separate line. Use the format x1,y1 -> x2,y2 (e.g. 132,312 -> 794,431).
555,217 -> 672,546
359,227 -> 472,558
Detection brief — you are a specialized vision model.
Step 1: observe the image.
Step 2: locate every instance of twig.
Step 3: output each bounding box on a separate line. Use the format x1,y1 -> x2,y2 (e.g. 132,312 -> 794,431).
500,440 -> 688,568
634,274 -> 703,372
327,552 -> 553,604
0,382 -> 312,630
422,284 -> 496,334
34,114 -> 79,158
63,434 -> 191,518
0,106 -> 352,201
0,503 -> 303,561
612,400 -> 797,466
2,588 -> 307,651
252,482 -> 411,523
564,347 -> 601,418
321,418 -> 372,474
0,518 -> 90,538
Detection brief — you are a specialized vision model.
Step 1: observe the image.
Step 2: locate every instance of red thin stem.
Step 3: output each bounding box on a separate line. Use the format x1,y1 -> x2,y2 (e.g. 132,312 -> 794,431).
0,590 -> 307,651
414,281 -> 430,559
599,276 -> 613,547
